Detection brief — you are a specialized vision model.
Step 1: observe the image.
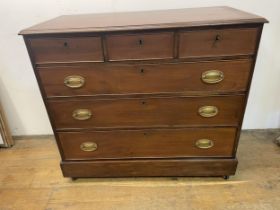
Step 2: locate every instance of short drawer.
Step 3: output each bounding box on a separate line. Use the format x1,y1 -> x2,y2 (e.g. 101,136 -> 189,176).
106,32 -> 174,61
179,27 -> 259,58
58,128 -> 236,160
48,95 -> 245,129
29,36 -> 103,63
38,59 -> 252,97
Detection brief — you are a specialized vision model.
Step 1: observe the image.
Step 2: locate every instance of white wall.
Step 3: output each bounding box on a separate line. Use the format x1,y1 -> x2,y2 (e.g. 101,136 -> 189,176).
0,0 -> 279,135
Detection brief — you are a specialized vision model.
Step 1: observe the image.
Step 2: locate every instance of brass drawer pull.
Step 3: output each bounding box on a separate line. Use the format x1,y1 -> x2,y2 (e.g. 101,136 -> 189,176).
196,139 -> 214,149
80,142 -> 97,152
72,109 -> 92,120
64,75 -> 85,88
198,106 -> 218,118
201,70 -> 224,84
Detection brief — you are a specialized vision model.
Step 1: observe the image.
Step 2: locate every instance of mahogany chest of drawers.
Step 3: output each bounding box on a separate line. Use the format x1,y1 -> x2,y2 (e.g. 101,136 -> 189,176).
20,6 -> 267,178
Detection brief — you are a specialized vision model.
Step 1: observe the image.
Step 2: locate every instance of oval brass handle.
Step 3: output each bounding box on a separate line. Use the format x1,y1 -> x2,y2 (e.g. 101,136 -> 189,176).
72,109 -> 92,120
198,106 -> 218,118
80,142 -> 97,152
201,70 -> 224,84
196,139 -> 214,149
64,75 -> 85,88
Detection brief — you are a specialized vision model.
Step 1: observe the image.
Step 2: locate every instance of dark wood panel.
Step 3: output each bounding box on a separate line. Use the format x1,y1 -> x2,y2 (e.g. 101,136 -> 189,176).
179,28 -> 258,58
48,95 -> 245,129
19,7 -> 267,35
58,127 -> 236,160
61,158 -> 238,177
106,32 -> 174,61
38,59 -> 252,97
29,36 -> 103,63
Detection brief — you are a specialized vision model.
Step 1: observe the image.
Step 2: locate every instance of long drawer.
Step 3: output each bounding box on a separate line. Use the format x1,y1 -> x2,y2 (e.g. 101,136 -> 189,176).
58,127 -> 236,160
38,59 -> 252,97
48,95 -> 245,129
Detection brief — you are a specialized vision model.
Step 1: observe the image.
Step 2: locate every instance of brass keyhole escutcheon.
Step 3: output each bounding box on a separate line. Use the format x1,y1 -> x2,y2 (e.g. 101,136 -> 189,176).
64,75 -> 85,88
80,142 -> 98,152
198,106 -> 218,118
72,109 -> 92,120
195,139 -> 214,149
201,70 -> 224,84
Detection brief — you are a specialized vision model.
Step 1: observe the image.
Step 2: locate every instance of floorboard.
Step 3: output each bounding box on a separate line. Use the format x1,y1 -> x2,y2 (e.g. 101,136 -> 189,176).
0,130 -> 279,210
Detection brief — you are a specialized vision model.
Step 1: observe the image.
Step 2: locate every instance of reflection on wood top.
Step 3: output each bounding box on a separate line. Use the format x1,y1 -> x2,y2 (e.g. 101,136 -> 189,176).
19,6 -> 268,35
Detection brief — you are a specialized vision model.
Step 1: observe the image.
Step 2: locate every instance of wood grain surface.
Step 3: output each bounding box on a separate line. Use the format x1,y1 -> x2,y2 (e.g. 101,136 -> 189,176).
48,95 -> 245,130
37,59 -> 253,97
61,158 -> 238,178
179,27 -> 258,58
29,36 -> 103,63
58,127 -> 237,160
19,6 -> 267,35
106,32 -> 174,61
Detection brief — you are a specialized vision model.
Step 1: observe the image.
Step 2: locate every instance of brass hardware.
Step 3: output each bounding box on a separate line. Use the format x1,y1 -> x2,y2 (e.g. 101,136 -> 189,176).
198,106 -> 218,118
80,142 -> 98,152
64,75 -> 85,88
195,139 -> 214,149
201,70 -> 224,84
72,109 -> 92,120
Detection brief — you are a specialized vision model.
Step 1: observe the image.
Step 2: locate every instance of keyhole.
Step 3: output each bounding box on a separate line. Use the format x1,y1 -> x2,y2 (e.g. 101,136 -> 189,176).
140,68 -> 144,73
143,132 -> 147,136
142,101 -> 146,105
64,42 -> 68,47
139,39 -> 143,45
215,34 -> 222,41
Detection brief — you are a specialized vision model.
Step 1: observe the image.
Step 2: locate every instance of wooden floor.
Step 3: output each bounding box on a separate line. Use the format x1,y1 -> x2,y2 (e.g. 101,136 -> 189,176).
0,130 -> 280,210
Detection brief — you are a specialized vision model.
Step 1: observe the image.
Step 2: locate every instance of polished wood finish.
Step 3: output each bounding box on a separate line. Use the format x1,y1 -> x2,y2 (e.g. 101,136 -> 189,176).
19,6 -> 267,35
29,37 -> 103,64
59,127 -> 236,160
20,7 -> 267,178
106,32 -> 174,61
179,28 -> 258,58
48,95 -> 245,130
38,59 -> 252,97
61,158 -> 238,178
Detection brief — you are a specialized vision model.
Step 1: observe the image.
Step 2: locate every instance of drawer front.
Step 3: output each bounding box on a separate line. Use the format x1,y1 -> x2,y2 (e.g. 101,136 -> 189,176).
59,128 -> 236,160
48,95 -> 244,129
106,32 -> 174,61
179,28 -> 258,58
29,37 -> 103,63
38,59 -> 252,97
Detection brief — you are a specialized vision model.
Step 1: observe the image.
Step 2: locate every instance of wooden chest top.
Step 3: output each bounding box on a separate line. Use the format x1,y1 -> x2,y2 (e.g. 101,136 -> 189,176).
19,6 -> 267,35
